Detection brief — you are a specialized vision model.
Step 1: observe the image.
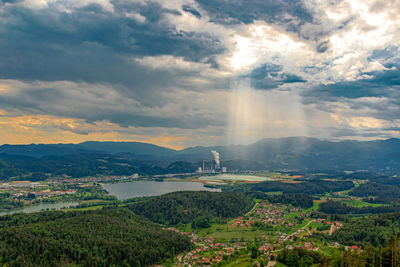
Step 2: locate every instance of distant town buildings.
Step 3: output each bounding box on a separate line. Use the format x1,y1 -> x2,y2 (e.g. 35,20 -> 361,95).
0,181 -> 43,189
196,150 -> 227,174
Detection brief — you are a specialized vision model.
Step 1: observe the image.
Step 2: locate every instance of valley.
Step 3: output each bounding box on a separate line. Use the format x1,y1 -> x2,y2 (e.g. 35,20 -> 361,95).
1,167 -> 400,266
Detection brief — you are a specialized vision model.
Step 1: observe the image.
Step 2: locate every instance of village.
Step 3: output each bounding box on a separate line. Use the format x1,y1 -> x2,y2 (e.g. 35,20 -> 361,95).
167,200 -> 345,266
0,177 -> 121,211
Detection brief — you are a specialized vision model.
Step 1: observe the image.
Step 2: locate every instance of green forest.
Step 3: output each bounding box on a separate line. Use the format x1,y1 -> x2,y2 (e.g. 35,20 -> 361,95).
0,208 -> 191,267
224,179 -> 355,195
127,191 -> 254,225
1,174 -> 400,266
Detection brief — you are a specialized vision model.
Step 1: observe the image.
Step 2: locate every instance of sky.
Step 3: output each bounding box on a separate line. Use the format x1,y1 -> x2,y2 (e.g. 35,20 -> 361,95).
0,0 -> 399,149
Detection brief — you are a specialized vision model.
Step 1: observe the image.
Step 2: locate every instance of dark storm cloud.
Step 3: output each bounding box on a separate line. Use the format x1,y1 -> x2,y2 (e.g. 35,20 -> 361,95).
368,46 -> 400,68
194,0 -> 339,48
316,41 -> 329,53
249,63 -> 306,90
0,1 -> 224,85
195,0 -> 313,25
0,81 -> 225,130
303,63 -> 400,102
0,1 -> 228,129
182,4 -> 201,18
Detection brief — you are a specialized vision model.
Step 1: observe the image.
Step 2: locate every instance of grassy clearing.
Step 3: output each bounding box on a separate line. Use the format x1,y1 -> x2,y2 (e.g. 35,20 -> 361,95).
308,221 -> 324,229
78,199 -> 108,204
196,223 -> 266,241
295,219 -> 313,230
70,205 -> 105,211
284,212 -> 300,218
343,199 -> 385,207
303,200 -> 321,212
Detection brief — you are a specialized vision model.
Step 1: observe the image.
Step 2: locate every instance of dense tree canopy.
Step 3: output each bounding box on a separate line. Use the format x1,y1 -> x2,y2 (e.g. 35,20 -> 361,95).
349,182 -> 400,198
329,212 -> 400,247
0,208 -> 192,267
319,200 -> 400,215
127,191 -> 254,225
245,192 -> 314,208
225,180 -> 354,195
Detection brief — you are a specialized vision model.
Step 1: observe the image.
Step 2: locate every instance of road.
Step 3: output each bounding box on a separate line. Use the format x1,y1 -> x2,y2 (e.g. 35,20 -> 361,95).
283,219 -> 315,241
245,202 -> 259,216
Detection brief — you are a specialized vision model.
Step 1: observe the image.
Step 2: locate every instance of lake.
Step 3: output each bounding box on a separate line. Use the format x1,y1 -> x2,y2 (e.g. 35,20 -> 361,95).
103,181 -> 221,200
198,174 -> 272,182
0,201 -> 79,216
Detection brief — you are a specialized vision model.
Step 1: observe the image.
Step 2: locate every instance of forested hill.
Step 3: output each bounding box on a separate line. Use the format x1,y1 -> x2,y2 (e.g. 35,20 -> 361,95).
0,153 -> 198,181
0,141 -> 176,158
224,179 -> 355,195
328,212 -> 400,247
127,191 -> 254,225
1,137 -> 400,180
0,208 -> 191,267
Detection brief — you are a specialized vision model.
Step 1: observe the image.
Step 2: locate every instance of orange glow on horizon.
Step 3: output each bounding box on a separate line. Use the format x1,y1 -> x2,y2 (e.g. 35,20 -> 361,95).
0,111 -> 188,150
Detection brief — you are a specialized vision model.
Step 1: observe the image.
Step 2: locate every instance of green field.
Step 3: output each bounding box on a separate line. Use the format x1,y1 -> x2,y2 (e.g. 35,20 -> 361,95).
71,205 -> 104,211
194,223 -> 267,241
303,200 -> 321,212
285,200 -> 321,219
343,199 -> 386,207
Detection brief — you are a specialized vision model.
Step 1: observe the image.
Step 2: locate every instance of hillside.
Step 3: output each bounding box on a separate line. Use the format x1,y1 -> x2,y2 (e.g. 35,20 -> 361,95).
0,208 -> 191,266
0,137 -> 400,179
183,137 -> 400,173
0,141 -> 177,158
0,153 -> 198,181
79,141 -> 177,157
127,191 -> 254,225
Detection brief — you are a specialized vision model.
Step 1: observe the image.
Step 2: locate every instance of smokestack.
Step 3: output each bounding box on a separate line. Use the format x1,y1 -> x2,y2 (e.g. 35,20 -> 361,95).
211,150 -> 220,169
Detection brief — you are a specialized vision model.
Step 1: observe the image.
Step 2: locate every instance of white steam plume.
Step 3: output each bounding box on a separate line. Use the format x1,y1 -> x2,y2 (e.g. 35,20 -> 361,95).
211,150 -> 220,169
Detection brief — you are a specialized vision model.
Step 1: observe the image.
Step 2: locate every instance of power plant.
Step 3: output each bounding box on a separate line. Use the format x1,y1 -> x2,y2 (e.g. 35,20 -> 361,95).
197,150 -> 227,173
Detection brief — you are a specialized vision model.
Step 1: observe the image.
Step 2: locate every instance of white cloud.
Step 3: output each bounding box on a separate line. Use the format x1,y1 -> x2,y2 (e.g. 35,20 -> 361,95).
19,0 -> 114,12
125,12 -> 146,23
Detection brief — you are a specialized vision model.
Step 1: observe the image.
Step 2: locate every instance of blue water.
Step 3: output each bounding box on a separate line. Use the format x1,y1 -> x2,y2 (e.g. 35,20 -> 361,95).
0,201 -> 79,216
103,181 -> 221,200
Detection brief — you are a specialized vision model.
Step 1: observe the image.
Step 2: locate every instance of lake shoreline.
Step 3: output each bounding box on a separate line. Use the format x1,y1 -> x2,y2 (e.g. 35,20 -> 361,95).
103,180 -> 221,200
0,201 -> 79,216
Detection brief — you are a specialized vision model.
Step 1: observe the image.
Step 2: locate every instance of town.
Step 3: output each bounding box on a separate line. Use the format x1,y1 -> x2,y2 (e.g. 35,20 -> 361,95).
164,199 -> 346,266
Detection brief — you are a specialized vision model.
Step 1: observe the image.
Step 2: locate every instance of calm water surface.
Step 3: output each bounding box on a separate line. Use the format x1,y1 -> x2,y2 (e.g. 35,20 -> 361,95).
198,174 -> 272,182
103,181 -> 221,200
0,201 -> 79,216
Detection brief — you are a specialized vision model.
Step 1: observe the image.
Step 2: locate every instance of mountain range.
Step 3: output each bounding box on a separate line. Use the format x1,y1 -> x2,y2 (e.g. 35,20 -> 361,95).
0,137 -> 399,180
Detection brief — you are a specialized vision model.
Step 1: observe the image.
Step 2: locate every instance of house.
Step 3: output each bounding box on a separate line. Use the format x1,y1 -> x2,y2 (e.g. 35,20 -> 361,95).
202,257 -> 210,263
214,256 -> 222,262
258,246 -> 267,253
265,244 -> 274,251
226,248 -> 233,253
233,221 -> 241,226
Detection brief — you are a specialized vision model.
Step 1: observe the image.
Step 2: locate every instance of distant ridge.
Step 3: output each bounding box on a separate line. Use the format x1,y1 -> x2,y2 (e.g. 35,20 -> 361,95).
0,137 -> 399,173
0,141 -> 177,158
79,141 -> 177,156
0,143 -> 88,158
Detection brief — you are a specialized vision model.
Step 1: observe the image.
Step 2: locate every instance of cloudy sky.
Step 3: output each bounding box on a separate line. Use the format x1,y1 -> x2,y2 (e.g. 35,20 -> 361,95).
0,0 -> 399,149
